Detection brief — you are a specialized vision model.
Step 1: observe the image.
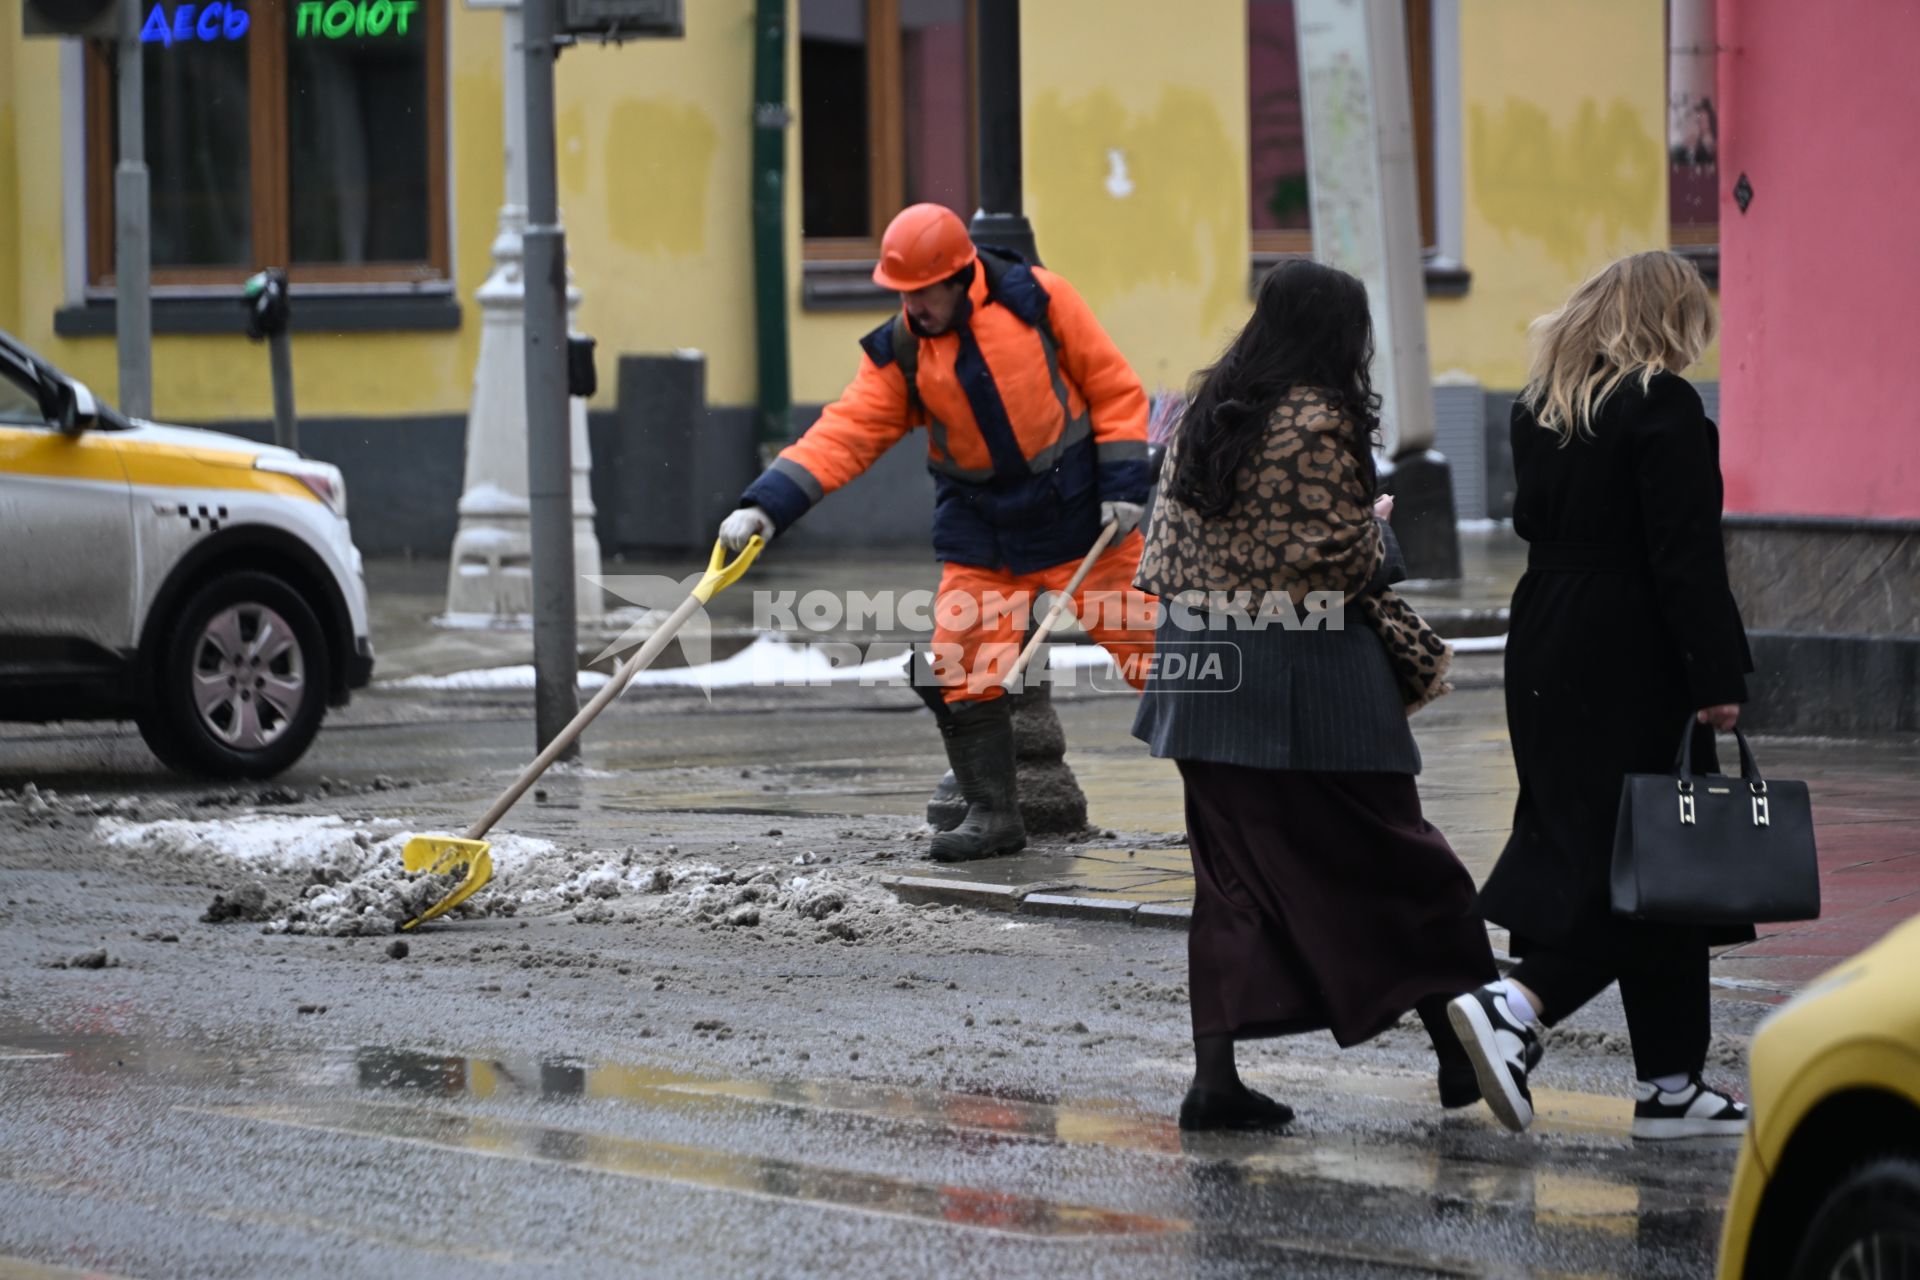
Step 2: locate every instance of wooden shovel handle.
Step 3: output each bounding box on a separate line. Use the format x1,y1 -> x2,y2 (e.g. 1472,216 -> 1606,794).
464,536 -> 764,841
1000,520 -> 1120,690
466,590 -> 704,840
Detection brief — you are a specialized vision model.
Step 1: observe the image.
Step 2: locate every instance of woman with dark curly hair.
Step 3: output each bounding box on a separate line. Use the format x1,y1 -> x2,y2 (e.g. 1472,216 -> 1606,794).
1134,259 -> 1495,1131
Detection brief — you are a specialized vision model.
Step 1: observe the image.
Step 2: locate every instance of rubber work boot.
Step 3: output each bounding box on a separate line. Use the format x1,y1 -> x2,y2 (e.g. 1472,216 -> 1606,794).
904,650 -> 968,832
928,697 -> 1027,862
926,771 -> 967,832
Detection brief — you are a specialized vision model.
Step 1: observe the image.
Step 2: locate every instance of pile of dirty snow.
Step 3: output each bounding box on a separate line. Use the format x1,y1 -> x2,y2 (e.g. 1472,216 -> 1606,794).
93,813 -> 554,937
90,813 -> 947,945
96,813 -> 406,876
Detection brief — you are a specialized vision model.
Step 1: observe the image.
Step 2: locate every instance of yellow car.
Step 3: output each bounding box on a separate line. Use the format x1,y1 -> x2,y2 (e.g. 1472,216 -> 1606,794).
1717,913 -> 1920,1279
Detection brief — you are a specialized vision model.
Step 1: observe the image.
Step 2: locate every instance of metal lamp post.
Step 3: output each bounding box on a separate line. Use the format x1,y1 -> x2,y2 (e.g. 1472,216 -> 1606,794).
968,0 -> 1038,262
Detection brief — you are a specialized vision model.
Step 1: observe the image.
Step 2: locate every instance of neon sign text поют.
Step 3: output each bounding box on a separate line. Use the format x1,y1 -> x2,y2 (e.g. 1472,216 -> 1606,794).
138,2 -> 421,46
294,1 -> 420,38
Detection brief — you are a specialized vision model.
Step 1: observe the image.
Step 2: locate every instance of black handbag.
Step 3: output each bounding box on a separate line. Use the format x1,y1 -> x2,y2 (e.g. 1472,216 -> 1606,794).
1610,717 -> 1820,925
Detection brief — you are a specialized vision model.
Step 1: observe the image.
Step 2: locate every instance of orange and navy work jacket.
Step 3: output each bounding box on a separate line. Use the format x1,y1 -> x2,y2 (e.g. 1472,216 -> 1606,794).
740,251 -> 1150,573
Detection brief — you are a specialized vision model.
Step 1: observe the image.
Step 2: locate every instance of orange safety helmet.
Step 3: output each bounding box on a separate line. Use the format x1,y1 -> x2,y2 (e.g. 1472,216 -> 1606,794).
872,204 -> 978,292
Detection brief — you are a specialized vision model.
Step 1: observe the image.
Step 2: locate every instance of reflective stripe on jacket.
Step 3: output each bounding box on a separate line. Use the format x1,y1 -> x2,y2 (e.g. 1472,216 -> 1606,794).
740,254 -> 1149,573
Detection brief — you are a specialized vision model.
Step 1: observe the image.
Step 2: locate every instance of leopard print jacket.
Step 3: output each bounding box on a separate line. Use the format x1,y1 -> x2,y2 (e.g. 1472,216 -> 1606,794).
1136,387 -> 1452,713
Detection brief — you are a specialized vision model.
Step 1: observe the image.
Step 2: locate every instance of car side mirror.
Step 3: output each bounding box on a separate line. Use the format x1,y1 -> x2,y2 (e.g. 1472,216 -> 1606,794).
41,377 -> 77,434
51,379 -> 101,436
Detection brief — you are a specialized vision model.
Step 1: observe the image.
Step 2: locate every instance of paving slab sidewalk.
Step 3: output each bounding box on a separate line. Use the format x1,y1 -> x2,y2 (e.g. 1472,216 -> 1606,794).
882,733 -> 1920,1004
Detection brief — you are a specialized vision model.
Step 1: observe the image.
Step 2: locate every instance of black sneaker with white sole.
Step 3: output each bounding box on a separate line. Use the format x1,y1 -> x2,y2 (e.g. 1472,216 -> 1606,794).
1631,1076 -> 1748,1140
1447,985 -> 1543,1133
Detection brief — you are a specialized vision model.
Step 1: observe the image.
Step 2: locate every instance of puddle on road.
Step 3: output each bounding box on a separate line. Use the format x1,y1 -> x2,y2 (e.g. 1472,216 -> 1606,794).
3,1029 -> 1730,1265
591,761 -> 932,822
352,1047 -> 1192,1160
185,1100 -> 1185,1241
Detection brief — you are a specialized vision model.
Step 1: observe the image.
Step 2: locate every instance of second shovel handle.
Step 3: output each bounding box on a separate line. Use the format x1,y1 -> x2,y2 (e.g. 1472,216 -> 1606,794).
1001,520 -> 1120,689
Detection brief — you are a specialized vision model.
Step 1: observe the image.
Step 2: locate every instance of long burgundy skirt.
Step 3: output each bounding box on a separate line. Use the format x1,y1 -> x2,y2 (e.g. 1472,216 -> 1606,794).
1178,758 -> 1497,1046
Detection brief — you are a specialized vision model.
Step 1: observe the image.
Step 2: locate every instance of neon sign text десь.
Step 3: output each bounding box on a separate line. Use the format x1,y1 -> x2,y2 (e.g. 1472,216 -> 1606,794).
139,3 -> 252,45
295,1 -> 420,38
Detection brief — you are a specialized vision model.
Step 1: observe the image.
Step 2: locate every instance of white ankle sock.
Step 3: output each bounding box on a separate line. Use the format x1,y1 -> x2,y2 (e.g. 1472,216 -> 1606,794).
1494,980 -> 1541,1028
1645,1072 -> 1691,1094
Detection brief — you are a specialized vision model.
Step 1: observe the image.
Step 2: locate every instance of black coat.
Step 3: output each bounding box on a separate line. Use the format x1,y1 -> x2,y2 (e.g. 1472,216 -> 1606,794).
1477,373 -> 1754,961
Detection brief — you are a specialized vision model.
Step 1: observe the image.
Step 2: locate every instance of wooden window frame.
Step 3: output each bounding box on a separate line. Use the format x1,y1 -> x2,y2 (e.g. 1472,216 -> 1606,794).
1249,0 -> 1437,259
83,0 -> 449,292
801,0 -> 977,261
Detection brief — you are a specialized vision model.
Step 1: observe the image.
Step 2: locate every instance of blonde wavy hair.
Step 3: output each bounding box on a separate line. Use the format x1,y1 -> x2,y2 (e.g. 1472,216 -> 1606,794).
1521,251 -> 1717,444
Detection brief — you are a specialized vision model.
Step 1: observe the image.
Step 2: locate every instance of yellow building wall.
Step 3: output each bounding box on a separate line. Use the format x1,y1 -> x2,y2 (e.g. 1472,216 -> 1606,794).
1022,0 -> 1249,400
0,19 -> 21,336
1428,0 -> 1710,387
1,3 -> 772,418
787,0 -> 1250,407
0,0 -> 1708,425
557,1 -> 760,406
3,9 -> 506,421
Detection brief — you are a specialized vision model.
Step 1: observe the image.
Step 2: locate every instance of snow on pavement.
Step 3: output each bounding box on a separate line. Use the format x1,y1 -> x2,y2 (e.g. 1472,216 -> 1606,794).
90,811 -> 939,944
385,636 -> 1120,692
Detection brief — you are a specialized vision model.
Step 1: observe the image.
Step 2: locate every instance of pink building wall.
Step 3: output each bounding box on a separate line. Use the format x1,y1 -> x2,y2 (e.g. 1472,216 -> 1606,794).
1715,0 -> 1920,519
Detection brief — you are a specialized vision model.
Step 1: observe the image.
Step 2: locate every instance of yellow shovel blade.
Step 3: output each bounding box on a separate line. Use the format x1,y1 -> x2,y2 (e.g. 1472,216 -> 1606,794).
399,835 -> 494,931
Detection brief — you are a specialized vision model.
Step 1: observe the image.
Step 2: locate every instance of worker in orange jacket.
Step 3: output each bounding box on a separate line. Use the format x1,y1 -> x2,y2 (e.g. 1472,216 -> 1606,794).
719,204 -> 1158,861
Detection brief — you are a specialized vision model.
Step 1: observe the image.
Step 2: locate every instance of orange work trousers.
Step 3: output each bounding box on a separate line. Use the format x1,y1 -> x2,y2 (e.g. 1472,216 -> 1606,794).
929,529 -> 1159,704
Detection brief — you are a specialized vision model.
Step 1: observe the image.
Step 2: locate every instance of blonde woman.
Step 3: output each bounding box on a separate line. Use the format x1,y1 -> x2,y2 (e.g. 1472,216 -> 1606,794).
1450,252 -> 1755,1140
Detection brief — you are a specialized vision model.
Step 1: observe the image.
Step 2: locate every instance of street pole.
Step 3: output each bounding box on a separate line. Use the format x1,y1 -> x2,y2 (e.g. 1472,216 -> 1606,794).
952,0 -> 1092,836
520,0 -> 580,756
750,0 -> 792,457
1296,0 -> 1459,578
268,329 -> 296,452
969,0 -> 1038,262
114,0 -> 152,419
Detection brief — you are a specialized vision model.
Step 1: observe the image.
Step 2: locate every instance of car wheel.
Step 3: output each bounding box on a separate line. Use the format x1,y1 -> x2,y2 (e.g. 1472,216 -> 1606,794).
1790,1156 -> 1920,1280
146,570 -> 331,780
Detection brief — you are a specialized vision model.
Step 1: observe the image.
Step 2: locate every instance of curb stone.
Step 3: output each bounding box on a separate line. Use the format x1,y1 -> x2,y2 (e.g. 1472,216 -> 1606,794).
1020,894 -> 1138,923
878,874 -> 1196,929
881,876 -> 1024,911
879,875 -> 1076,912
1133,902 -> 1193,930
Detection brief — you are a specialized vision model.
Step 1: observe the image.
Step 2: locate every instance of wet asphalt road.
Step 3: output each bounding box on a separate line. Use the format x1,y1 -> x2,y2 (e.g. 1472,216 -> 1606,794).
0,682 -> 1759,1278
0,1016 -> 1735,1279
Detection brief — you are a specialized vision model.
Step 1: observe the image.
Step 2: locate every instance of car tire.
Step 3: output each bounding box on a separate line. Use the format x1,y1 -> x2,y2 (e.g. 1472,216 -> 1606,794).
1789,1155 -> 1920,1280
142,570 -> 331,780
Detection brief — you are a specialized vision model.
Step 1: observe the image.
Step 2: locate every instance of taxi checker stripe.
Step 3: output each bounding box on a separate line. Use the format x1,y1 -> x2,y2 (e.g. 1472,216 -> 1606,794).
0,428 -> 319,501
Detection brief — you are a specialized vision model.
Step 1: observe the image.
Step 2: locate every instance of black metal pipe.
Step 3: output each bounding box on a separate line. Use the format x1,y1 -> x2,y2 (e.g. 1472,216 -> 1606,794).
969,0 -> 1038,262
750,0 -> 792,453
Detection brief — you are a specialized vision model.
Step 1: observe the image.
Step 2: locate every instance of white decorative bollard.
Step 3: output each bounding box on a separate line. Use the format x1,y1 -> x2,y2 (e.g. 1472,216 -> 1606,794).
446,0 -> 601,622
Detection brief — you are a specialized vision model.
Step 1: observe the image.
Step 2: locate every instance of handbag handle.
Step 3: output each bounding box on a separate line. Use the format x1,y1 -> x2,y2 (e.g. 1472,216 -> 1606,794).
1673,715 -> 1763,784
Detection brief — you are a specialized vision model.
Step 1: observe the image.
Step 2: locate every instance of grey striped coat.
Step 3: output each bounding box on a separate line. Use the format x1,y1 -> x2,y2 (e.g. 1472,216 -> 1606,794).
1129,522 -> 1421,775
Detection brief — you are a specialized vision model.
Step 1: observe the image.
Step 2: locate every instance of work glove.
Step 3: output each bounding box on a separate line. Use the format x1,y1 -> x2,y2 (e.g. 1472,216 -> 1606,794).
1099,500 -> 1147,537
719,505 -> 775,552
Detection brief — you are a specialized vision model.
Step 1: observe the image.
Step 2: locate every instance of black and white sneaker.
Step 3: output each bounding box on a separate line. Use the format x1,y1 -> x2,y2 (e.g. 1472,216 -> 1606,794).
1631,1076 -> 1748,1140
1448,984 -> 1543,1133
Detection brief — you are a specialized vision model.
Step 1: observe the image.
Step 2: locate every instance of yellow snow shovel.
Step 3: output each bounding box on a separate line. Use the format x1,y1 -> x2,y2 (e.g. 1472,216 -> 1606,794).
399,536 -> 766,930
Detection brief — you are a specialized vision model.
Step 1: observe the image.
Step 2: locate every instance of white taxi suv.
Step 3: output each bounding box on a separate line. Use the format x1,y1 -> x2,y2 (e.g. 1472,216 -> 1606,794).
0,329 -> 373,778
